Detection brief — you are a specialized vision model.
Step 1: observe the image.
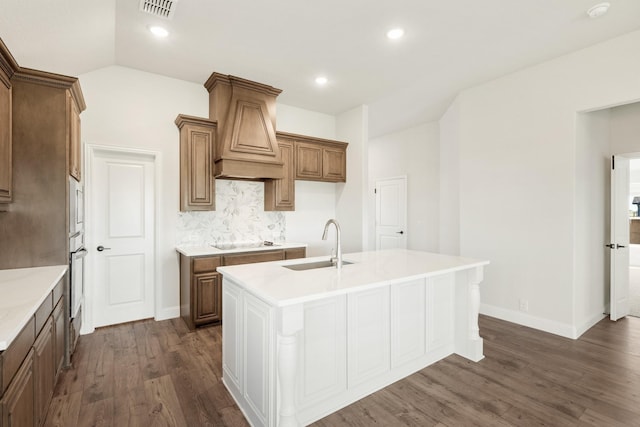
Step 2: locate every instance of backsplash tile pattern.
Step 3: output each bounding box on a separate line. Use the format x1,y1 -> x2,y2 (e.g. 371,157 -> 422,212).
176,180 -> 285,246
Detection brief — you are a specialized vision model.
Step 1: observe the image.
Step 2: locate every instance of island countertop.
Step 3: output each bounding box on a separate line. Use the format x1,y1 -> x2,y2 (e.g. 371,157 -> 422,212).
0,265 -> 67,351
217,248 -> 489,307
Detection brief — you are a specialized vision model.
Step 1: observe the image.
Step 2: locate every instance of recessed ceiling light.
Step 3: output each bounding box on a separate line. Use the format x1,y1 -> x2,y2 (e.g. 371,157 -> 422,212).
386,28 -> 405,40
149,25 -> 169,38
315,76 -> 328,86
587,2 -> 610,18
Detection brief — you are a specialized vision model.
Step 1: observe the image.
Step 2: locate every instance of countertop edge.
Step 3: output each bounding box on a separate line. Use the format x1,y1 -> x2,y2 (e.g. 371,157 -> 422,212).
175,242 -> 308,257
0,265 -> 68,351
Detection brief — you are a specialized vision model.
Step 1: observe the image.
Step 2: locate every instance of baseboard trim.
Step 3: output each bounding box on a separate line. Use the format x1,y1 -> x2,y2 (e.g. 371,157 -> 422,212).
156,306 -> 180,321
480,303 -> 575,338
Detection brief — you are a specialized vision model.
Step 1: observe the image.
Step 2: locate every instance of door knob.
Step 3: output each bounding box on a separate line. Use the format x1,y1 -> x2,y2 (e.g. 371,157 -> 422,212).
97,245 -> 111,252
396,231 -> 404,235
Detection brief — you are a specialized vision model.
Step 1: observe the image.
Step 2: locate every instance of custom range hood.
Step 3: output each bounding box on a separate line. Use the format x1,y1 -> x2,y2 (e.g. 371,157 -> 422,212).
204,72 -> 284,180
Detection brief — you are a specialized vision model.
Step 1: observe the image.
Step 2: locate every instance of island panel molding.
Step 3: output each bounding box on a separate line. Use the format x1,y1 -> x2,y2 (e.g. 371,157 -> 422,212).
217,249 -> 489,426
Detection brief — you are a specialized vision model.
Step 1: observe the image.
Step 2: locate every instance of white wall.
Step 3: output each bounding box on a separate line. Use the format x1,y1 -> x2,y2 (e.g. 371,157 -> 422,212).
574,110 -> 610,335
444,29 -> 640,338
439,98 -> 461,256
368,122 -> 440,252
336,105 -> 368,254
79,66 -> 346,322
610,102 -> 640,155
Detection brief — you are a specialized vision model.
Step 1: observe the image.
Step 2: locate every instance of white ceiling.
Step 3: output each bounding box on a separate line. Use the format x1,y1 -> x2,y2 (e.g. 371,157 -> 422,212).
1,0 -> 639,137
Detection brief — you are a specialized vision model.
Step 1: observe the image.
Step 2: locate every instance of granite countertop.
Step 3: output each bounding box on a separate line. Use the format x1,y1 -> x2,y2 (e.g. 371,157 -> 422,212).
176,242 -> 307,257
0,265 -> 67,351
217,248 -> 489,307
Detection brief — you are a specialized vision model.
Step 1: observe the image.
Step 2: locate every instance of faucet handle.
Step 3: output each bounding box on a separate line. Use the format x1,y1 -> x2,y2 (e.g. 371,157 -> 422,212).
330,248 -> 336,263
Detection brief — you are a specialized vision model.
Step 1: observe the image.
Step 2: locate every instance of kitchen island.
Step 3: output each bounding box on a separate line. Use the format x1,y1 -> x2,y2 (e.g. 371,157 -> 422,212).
217,248 -> 489,427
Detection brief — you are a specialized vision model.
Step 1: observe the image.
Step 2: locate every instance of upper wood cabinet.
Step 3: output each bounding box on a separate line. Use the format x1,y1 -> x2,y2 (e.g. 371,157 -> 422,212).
264,138 -> 294,211
0,40 -> 18,207
68,91 -> 82,182
279,132 -> 347,183
176,115 -> 217,211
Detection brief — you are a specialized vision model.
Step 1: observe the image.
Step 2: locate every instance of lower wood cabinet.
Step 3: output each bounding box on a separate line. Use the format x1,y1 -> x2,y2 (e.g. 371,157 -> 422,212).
180,247 -> 306,330
33,318 -> 53,427
0,278 -> 64,427
1,350 -> 34,427
52,301 -> 64,378
194,272 -> 222,325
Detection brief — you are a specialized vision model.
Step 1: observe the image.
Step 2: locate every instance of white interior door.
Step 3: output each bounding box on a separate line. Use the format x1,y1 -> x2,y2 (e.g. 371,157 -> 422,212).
375,176 -> 407,250
91,149 -> 155,327
610,155 -> 630,321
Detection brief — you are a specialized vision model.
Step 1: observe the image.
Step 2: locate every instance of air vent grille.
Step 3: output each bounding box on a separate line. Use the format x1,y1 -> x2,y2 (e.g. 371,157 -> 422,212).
139,0 -> 178,19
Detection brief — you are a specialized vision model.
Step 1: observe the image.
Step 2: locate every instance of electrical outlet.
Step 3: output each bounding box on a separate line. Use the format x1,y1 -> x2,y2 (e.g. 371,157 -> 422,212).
518,299 -> 529,312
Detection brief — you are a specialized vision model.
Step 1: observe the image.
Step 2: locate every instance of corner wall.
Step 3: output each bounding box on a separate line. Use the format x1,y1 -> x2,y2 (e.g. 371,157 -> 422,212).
336,105 -> 368,253
368,122 -> 440,252
449,29 -> 640,337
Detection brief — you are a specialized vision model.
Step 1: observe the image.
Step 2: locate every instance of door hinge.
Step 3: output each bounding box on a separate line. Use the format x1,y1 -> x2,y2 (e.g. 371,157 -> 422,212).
374,188 -> 377,194
612,156 -> 615,170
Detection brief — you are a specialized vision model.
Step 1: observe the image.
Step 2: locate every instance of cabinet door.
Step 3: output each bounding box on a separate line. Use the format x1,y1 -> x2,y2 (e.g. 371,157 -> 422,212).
193,272 -> 221,324
0,77 -> 11,204
53,300 -> 65,378
68,93 -> 82,182
322,146 -> 346,182
264,140 -> 294,211
295,142 -> 323,180
1,349 -> 35,427
33,317 -> 54,427
177,116 -> 216,211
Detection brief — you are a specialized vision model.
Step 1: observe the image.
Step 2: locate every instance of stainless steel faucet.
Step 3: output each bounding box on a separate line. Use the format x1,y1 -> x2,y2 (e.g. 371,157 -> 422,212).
322,219 -> 342,269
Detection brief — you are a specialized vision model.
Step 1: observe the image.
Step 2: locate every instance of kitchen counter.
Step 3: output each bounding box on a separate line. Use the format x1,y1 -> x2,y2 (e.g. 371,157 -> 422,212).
175,242 -> 307,257
217,248 -> 488,307
0,265 -> 67,351
219,248 -> 489,427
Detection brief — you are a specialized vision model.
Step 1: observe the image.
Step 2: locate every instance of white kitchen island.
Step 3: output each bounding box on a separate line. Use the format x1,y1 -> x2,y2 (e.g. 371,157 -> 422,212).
217,249 -> 489,427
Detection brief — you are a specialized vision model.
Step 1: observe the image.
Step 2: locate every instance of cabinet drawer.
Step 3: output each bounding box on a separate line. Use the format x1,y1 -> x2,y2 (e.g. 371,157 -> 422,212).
223,250 -> 284,266
34,293 -> 53,336
52,277 -> 63,305
285,247 -> 306,260
193,256 -> 221,273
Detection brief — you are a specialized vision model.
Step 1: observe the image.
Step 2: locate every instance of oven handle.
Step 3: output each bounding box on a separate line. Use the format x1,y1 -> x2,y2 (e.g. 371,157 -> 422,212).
71,247 -> 88,259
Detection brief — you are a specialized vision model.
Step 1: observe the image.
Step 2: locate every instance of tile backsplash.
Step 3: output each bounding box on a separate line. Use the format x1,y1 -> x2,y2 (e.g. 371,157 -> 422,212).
176,180 -> 285,246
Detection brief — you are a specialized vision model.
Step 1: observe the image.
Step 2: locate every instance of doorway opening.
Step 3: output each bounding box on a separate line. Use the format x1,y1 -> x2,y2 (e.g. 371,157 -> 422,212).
629,159 -> 640,317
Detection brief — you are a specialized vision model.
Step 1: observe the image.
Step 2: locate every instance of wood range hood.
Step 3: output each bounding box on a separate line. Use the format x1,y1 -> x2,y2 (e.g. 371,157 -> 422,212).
204,72 -> 284,180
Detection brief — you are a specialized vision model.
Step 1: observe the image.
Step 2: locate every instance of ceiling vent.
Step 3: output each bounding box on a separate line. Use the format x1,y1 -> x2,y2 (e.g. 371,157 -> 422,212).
139,0 -> 178,19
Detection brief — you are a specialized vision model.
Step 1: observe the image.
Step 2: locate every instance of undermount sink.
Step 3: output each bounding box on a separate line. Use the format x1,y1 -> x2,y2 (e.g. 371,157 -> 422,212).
283,259 -> 354,271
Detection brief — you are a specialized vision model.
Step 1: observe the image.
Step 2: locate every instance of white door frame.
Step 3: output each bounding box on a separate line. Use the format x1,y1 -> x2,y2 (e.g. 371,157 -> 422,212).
83,144 -> 163,334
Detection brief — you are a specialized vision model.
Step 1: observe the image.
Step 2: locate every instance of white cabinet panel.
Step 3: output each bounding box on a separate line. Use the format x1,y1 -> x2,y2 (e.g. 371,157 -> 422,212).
299,296 -> 347,408
427,274 -> 454,351
222,280 -> 242,391
391,279 -> 426,368
244,293 -> 273,426
347,287 -> 390,387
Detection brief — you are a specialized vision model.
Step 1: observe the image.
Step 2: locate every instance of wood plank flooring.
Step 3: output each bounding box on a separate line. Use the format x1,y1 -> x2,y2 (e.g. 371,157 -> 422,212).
44,315 -> 640,426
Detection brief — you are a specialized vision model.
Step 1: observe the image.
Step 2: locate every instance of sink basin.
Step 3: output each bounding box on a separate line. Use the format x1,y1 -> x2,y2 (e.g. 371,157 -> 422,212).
283,259 -> 353,271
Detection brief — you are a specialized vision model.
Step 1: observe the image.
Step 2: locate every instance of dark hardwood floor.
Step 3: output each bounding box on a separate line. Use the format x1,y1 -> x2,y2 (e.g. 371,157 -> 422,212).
44,315 -> 640,426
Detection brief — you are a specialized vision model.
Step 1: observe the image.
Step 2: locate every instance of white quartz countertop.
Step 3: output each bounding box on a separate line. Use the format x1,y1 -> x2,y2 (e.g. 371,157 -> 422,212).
217,248 -> 489,307
0,265 -> 67,351
176,242 -> 307,257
